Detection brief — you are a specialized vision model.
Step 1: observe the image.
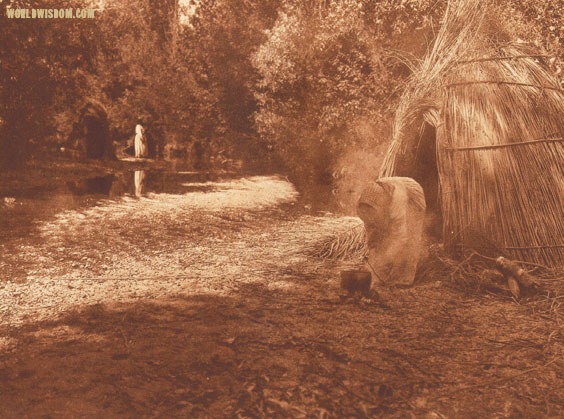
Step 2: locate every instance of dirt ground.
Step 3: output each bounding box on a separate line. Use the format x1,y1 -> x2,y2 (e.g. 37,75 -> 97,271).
1,166 -> 564,418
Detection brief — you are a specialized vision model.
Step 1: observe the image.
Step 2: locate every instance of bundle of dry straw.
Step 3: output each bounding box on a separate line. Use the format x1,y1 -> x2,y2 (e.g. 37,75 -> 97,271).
308,222 -> 367,261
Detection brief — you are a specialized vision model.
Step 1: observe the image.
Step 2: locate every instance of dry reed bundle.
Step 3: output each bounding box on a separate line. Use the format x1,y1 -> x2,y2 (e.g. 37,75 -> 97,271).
308,222 -> 367,260
380,0 -> 564,266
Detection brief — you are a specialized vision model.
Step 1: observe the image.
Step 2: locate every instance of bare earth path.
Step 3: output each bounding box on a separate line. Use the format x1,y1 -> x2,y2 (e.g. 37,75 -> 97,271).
1,176 -> 563,417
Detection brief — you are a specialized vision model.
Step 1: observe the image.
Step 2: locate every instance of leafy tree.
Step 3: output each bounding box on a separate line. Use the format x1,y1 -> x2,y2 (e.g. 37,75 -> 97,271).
186,0 -> 280,165
497,0 -> 564,84
252,0 -> 442,184
93,0 -> 194,157
91,0 -> 279,164
0,0 -> 99,167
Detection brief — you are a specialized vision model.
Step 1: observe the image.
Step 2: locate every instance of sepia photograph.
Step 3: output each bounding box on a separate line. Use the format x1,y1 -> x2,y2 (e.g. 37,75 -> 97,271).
1,0 -> 564,417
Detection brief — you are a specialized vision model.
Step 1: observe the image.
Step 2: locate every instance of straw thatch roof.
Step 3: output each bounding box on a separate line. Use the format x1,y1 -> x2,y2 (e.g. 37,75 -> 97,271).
380,0 -> 564,266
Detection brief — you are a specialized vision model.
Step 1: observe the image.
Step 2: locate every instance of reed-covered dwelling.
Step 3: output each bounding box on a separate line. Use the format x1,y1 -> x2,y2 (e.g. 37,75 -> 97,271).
380,0 -> 564,266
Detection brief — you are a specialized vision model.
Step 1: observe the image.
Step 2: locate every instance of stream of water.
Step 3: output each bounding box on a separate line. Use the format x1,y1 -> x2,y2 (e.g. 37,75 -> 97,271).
0,170 -> 243,241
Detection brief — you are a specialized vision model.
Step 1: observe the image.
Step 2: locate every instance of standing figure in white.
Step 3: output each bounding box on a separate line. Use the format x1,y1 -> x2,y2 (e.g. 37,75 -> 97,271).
134,123 -> 147,158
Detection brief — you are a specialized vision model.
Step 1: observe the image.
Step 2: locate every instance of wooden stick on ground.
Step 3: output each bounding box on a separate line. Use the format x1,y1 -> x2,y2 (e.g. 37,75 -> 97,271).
495,256 -> 540,298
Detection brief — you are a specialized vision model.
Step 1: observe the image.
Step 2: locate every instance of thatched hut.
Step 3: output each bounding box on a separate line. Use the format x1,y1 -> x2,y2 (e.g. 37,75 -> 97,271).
380,0 -> 564,266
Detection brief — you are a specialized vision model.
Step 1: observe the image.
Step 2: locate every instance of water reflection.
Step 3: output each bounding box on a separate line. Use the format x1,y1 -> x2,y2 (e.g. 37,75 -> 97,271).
0,170 -> 281,242
67,175 -> 114,196
134,170 -> 146,197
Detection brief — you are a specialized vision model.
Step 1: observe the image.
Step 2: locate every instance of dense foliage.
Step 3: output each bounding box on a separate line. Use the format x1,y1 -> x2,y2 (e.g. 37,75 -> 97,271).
1,0 -> 562,184
0,0 -> 98,166
252,0 -> 443,183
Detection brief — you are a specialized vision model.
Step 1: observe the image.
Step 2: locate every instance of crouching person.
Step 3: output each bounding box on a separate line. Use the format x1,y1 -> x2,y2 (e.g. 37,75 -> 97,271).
357,177 -> 426,287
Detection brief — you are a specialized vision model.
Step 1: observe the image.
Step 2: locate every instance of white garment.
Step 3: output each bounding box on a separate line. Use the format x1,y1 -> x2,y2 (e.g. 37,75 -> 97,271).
134,170 -> 145,197
134,124 -> 146,157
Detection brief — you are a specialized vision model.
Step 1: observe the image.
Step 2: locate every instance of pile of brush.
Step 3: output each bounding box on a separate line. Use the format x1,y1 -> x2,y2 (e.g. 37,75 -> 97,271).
307,222 -> 367,261
416,243 -> 564,300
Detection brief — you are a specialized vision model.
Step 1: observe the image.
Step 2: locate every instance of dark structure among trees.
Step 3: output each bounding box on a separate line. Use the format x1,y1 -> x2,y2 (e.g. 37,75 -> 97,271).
71,100 -> 114,160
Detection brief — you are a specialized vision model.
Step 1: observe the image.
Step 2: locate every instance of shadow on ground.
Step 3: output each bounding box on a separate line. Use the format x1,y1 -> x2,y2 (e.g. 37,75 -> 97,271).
1,280 -> 563,418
